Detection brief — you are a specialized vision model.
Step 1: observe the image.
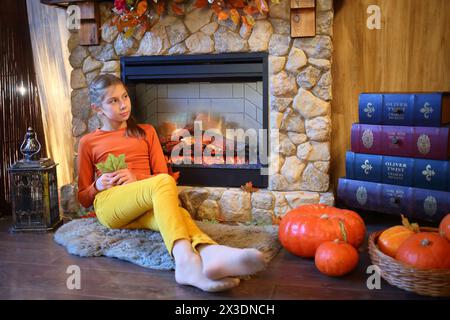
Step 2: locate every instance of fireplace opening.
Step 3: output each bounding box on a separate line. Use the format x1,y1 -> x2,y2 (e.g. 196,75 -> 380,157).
121,53 -> 268,188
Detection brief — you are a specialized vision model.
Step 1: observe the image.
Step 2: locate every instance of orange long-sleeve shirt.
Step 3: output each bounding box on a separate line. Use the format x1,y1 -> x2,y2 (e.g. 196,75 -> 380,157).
77,124 -> 168,208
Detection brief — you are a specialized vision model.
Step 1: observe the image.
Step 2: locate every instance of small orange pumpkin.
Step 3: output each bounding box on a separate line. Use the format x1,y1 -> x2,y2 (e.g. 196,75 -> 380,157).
378,226 -> 414,257
439,214 -> 450,241
315,221 -> 359,277
377,215 -> 418,257
396,232 -> 450,269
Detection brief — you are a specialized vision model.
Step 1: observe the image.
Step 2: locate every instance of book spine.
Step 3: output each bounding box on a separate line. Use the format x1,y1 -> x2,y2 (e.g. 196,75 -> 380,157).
337,178 -> 449,223
346,152 -> 450,191
358,93 -> 444,126
358,94 -> 383,124
346,152 -> 383,183
413,158 -> 450,191
350,124 -> 450,160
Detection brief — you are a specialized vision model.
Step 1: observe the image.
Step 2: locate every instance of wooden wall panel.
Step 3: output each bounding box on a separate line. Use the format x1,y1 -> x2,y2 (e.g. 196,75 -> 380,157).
331,0 -> 450,190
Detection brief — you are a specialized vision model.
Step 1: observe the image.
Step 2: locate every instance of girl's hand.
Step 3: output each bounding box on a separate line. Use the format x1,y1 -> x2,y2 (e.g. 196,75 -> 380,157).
109,169 -> 137,186
95,172 -> 117,191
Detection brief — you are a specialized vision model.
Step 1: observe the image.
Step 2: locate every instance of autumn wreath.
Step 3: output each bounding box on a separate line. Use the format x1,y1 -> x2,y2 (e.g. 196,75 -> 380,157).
111,0 -> 280,38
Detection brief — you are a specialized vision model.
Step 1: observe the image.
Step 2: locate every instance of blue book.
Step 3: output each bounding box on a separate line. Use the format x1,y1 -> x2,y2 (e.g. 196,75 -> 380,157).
337,178 -> 449,223
358,92 -> 450,126
346,151 -> 450,191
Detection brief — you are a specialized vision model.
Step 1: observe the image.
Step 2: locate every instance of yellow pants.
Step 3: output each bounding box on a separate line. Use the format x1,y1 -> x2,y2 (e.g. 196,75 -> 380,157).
93,173 -> 216,255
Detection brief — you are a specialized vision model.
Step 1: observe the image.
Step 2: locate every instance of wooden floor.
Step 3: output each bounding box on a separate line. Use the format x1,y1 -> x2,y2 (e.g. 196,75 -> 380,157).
0,213 -> 445,300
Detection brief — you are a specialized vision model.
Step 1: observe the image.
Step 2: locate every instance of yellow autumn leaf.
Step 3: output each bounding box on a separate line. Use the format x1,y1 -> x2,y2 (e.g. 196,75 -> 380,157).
401,214 -> 420,233
245,15 -> 255,27
230,8 -> 240,25
124,26 -> 135,38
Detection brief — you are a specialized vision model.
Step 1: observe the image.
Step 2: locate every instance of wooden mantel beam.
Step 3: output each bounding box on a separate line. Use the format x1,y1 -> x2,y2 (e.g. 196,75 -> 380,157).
40,0 -> 101,45
290,0 -> 316,38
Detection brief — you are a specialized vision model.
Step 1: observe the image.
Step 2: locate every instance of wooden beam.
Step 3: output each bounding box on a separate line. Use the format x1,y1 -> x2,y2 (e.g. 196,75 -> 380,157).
291,0 -> 315,9
78,2 -> 100,45
40,0 -> 102,7
291,0 -> 316,38
40,0 -> 100,45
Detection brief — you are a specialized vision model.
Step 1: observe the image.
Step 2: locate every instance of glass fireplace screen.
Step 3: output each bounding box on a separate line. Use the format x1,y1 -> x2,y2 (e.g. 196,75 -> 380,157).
132,81 -> 264,166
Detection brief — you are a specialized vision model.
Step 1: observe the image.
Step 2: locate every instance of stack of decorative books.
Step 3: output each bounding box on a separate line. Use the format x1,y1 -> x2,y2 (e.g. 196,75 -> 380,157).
337,92 -> 450,222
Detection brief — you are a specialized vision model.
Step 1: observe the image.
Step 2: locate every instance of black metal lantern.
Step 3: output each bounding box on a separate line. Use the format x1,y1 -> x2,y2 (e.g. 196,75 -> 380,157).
7,127 -> 62,232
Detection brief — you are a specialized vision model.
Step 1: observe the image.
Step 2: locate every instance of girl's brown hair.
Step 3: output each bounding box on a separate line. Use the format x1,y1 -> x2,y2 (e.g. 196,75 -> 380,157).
89,74 -> 146,139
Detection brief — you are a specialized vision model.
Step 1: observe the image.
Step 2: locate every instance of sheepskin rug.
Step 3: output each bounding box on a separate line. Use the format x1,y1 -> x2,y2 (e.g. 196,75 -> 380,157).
54,218 -> 281,271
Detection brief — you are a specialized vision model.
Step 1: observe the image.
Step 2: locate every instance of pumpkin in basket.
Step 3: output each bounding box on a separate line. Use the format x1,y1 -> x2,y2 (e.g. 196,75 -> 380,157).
278,204 -> 366,258
439,214 -> 450,241
396,232 -> 450,269
377,215 -> 419,258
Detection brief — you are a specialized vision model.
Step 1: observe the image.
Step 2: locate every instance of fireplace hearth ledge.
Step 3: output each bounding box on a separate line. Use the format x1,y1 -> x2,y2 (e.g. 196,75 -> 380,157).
178,185 -> 334,224
59,183 -> 334,225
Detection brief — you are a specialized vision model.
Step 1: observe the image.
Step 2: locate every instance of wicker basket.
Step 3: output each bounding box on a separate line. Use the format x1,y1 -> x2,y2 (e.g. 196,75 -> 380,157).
368,227 -> 450,297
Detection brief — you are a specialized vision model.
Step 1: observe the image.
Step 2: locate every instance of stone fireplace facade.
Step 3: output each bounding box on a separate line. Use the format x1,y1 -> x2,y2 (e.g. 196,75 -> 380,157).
65,0 -> 334,224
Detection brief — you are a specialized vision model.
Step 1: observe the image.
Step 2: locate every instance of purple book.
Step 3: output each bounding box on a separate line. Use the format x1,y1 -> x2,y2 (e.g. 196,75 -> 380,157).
351,124 -> 450,160
337,178 -> 449,223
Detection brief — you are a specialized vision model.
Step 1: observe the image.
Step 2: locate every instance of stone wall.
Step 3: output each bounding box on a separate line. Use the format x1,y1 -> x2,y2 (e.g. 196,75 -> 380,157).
67,0 -> 334,222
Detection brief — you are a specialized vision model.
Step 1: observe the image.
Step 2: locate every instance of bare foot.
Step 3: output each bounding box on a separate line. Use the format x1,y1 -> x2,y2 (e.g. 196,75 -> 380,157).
199,245 -> 267,280
175,253 -> 240,292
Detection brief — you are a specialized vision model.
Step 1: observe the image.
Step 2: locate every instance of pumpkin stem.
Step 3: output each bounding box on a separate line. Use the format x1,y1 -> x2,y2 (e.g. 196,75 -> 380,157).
401,214 -> 420,233
339,220 -> 348,243
420,238 -> 431,247
320,214 -> 329,219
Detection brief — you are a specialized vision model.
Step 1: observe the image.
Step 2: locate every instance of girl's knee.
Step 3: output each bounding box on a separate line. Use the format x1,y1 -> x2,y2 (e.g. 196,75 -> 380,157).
97,214 -> 123,229
153,173 -> 176,186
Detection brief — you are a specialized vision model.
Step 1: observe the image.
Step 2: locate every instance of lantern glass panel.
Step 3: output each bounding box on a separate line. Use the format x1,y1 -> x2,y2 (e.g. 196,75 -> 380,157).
9,164 -> 62,232
8,127 -> 62,232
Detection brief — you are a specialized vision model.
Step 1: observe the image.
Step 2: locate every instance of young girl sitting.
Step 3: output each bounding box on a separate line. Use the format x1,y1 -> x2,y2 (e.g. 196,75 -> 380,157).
77,74 -> 266,292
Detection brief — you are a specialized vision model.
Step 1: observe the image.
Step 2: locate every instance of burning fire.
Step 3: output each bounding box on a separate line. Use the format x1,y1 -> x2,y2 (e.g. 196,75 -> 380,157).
158,113 -> 251,166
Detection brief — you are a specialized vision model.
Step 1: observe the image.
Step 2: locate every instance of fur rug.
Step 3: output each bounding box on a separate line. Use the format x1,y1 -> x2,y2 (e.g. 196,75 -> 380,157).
54,218 -> 281,271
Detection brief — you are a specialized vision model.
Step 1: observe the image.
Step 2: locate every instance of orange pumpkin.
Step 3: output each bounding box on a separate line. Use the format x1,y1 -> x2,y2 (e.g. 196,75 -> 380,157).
396,232 -> 450,269
315,221 -> 359,277
439,214 -> 450,241
315,239 -> 359,277
377,214 -> 419,257
378,226 -> 414,258
278,204 -> 366,258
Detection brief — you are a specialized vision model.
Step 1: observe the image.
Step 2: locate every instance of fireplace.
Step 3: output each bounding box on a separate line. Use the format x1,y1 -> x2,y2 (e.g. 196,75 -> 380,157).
121,53 -> 269,188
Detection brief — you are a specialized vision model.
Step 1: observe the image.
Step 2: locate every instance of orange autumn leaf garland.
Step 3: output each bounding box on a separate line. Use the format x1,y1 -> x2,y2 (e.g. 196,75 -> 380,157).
111,0 -> 279,38
136,0 -> 148,15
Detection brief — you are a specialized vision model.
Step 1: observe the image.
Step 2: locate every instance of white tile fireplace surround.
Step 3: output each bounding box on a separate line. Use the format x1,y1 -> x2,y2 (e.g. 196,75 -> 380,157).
135,82 -> 264,135
66,0 -> 334,223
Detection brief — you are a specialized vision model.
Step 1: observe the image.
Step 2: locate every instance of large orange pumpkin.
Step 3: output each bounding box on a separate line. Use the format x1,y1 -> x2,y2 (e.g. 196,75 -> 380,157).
439,214 -> 450,241
396,232 -> 450,269
278,204 -> 366,258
